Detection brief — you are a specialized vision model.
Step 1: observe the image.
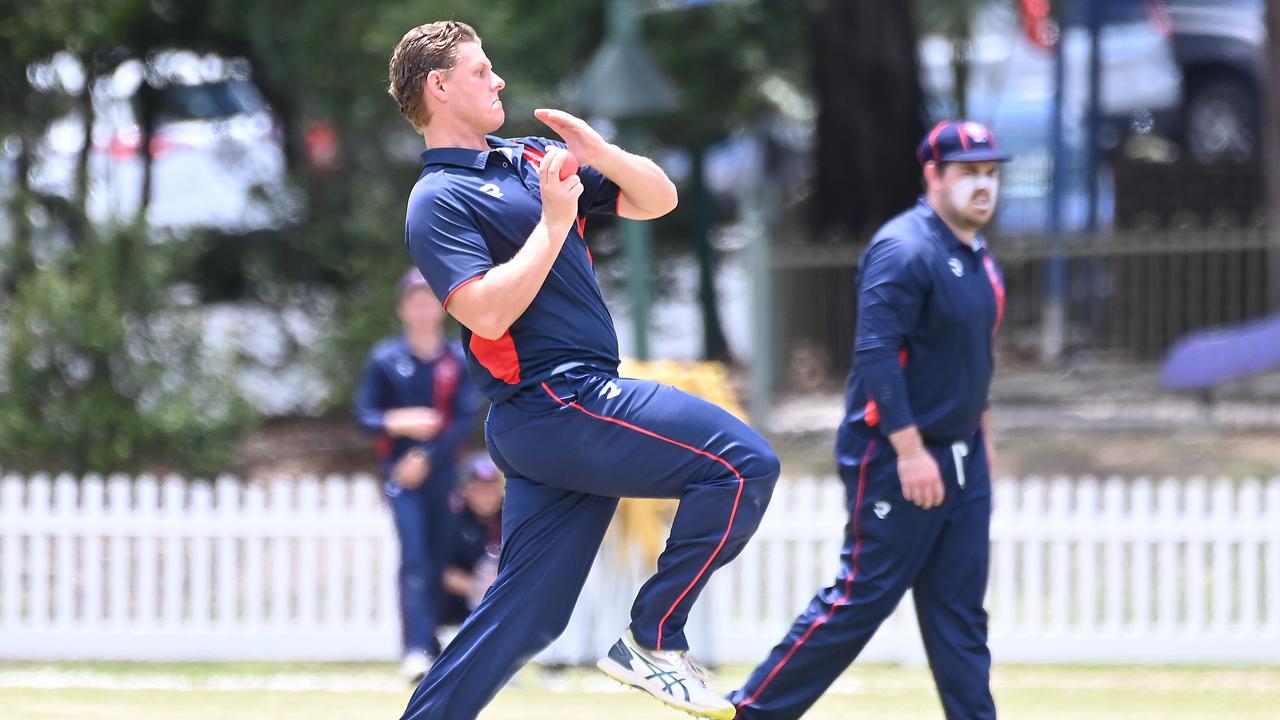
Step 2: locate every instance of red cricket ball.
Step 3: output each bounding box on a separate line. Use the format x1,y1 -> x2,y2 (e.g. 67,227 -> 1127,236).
558,151 -> 580,181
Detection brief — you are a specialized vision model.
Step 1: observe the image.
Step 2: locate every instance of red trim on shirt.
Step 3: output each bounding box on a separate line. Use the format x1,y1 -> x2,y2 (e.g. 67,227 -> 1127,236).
864,399 -> 880,427
443,273 -> 486,311
432,352 -> 461,426
575,215 -> 594,266
375,436 -> 393,462
862,350 -> 908,428
522,142 -> 545,170
470,332 -> 521,385
982,254 -> 1005,335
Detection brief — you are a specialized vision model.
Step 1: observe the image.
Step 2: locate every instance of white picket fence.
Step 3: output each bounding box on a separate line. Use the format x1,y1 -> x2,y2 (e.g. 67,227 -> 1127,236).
711,474 -> 1280,665
1,473 -> 1278,664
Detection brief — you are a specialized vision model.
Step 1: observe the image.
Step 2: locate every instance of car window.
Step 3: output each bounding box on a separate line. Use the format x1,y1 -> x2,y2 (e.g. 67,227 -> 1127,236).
152,79 -> 268,124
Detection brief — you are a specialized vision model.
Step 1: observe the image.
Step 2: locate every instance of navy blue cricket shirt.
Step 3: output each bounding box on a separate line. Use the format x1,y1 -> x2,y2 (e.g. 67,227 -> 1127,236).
405,136 -> 622,404
837,198 -> 1005,459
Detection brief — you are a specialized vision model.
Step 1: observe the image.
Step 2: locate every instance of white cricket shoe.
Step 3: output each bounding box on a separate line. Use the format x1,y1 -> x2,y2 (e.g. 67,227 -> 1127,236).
399,649 -> 433,685
597,630 -> 735,720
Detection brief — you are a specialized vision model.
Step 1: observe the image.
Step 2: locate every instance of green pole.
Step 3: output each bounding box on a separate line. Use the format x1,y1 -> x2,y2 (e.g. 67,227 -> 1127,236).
606,0 -> 652,359
617,122 -> 653,360
747,169 -> 774,426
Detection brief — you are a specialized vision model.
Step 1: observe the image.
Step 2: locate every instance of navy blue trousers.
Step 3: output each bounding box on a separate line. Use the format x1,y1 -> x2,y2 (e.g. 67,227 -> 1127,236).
400,368 -> 780,720
729,431 -> 995,720
387,468 -> 458,657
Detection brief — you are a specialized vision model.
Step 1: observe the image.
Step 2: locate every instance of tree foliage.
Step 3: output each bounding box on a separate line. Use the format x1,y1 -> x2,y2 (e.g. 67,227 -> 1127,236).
0,0 -> 938,472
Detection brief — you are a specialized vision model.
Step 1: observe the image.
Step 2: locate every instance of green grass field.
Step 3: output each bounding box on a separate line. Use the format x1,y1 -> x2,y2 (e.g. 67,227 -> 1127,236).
2,662 -> 1278,719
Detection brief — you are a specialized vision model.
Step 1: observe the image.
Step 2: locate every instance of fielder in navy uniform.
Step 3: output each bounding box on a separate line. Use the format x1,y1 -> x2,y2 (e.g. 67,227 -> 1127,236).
438,455 -> 504,627
353,268 -> 482,683
730,120 -> 1009,720
386,21 -> 779,720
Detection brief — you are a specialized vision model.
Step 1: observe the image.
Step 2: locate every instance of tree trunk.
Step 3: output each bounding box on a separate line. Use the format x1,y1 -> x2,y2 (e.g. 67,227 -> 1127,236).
137,79 -> 157,223
71,54 -> 96,246
690,142 -> 732,363
950,34 -> 971,119
810,0 -> 929,241
75,55 -> 94,214
1267,0 -> 1280,311
6,136 -> 35,289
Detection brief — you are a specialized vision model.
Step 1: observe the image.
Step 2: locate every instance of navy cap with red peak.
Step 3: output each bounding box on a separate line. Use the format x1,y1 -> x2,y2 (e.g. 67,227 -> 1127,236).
917,120 -> 1012,165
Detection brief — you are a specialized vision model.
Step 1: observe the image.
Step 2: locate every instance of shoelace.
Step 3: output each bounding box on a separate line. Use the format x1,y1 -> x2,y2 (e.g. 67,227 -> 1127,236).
642,641 -> 714,689
679,652 -> 713,688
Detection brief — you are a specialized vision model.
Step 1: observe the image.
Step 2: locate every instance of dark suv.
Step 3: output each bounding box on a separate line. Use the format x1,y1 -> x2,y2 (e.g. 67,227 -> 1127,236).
1092,0 -> 1265,162
1167,0 -> 1264,162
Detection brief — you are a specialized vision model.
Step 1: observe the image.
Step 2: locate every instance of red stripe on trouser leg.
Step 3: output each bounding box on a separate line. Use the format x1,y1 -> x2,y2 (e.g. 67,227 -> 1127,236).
540,382 -> 745,651
737,439 -> 877,708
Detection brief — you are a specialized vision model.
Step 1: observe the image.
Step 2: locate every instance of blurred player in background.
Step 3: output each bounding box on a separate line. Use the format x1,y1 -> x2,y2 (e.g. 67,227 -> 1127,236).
353,268 -> 482,684
439,455 -> 503,626
730,121 -> 1010,719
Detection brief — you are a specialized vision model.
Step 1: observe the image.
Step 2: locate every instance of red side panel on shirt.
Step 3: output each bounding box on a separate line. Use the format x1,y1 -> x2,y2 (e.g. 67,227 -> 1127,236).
470,332 -> 521,385
576,215 -> 593,266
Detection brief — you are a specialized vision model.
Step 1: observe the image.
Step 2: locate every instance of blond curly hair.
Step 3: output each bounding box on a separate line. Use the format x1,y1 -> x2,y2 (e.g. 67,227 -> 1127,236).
387,20 -> 479,131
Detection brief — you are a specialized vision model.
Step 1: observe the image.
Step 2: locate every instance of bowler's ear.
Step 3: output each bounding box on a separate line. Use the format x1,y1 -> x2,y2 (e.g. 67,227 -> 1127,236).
426,69 -> 447,103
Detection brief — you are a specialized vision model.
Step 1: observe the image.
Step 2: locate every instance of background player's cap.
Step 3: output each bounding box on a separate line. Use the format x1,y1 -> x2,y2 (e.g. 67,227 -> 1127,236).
396,267 -> 431,300
917,120 -> 1011,165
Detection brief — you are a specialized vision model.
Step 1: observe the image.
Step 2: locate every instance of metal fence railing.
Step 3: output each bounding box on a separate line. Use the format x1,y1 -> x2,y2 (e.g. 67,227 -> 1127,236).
774,224 -> 1278,384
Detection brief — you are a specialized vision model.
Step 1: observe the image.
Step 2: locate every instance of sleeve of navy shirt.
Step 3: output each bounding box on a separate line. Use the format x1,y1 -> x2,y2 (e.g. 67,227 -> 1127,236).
534,137 -> 621,217
405,183 -> 494,306
352,350 -> 391,434
854,236 -> 929,434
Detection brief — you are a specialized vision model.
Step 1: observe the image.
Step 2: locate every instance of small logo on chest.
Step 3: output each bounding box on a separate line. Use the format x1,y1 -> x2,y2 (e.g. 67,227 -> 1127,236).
949,258 -> 965,277
396,359 -> 415,378
479,183 -> 504,199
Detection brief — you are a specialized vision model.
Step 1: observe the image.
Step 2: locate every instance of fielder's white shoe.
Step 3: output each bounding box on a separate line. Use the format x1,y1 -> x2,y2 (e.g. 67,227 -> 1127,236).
399,649 -> 432,685
597,630 -> 735,720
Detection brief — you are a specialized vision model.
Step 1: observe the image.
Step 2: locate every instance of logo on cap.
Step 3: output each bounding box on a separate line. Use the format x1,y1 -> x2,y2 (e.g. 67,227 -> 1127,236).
962,122 -> 989,143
